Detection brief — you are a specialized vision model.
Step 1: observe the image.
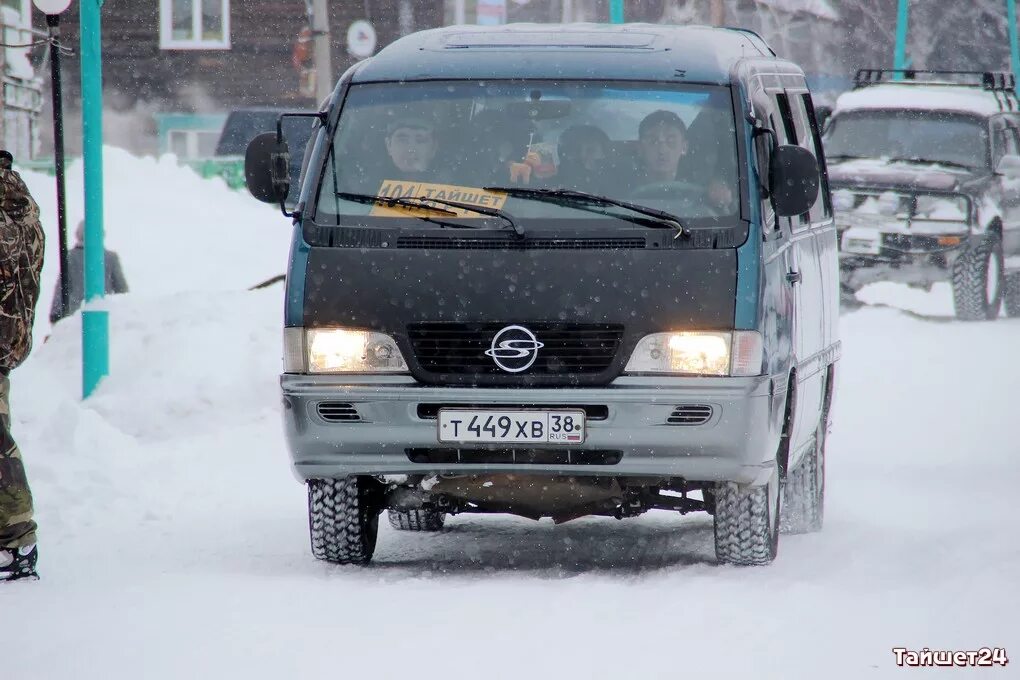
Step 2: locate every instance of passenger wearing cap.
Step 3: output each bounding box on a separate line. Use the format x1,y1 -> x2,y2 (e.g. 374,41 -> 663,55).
632,109 -> 734,212
384,117 -> 439,178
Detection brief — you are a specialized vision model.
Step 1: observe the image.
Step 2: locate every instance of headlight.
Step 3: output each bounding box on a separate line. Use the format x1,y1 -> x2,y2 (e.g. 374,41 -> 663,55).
624,331 -> 763,377
914,195 -> 969,221
284,327 -> 409,373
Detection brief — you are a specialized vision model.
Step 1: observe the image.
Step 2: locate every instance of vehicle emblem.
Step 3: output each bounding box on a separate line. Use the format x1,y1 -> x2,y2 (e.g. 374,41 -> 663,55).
484,325 -> 544,373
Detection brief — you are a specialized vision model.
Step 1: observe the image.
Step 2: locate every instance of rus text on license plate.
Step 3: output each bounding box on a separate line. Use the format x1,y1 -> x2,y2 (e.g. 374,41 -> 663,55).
438,409 -> 586,445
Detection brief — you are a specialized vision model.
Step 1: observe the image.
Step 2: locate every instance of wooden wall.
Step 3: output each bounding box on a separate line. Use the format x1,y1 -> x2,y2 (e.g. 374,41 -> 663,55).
40,0 -> 444,112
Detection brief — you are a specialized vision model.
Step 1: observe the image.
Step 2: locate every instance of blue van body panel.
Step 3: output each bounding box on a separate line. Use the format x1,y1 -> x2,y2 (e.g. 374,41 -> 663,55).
286,228 -> 310,327
734,85 -> 762,331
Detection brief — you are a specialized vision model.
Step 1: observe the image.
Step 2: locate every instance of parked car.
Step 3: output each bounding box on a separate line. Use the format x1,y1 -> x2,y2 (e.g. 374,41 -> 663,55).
244,23 -> 840,566
825,69 -> 1020,319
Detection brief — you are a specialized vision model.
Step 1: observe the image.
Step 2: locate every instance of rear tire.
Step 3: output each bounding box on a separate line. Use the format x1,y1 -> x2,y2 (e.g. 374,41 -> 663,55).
713,461 -> 782,566
308,477 -> 381,565
780,421 -> 825,534
952,232 -> 1004,321
388,508 -> 446,532
1004,272 -> 1020,318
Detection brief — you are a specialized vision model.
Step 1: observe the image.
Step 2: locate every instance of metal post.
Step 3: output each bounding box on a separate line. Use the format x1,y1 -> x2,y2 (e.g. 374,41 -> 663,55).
81,0 -> 107,398
454,0 -> 466,25
609,0 -> 624,23
710,0 -> 725,25
311,0 -> 332,103
1008,0 -> 1020,91
894,0 -> 909,79
46,13 -> 69,321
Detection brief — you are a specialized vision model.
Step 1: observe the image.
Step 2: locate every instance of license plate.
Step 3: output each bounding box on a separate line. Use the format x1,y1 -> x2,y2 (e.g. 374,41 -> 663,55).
841,226 -> 882,255
438,409 -> 586,444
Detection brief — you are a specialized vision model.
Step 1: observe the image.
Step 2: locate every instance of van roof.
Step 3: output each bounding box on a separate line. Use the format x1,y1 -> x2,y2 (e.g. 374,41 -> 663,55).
351,23 -> 780,85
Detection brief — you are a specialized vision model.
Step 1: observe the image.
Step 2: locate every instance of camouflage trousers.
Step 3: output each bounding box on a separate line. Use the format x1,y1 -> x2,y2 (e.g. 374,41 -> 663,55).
0,373 -> 36,549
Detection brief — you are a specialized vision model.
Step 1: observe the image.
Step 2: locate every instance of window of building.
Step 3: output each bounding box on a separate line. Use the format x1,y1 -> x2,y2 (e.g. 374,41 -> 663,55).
160,0 -> 230,50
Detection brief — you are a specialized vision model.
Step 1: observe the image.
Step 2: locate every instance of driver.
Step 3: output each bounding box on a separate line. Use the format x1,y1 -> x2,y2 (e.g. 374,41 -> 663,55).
633,110 -> 734,212
383,117 -> 440,180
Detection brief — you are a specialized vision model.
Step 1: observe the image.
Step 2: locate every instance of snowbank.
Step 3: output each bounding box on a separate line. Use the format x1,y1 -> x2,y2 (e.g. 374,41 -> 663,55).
18,148 -> 293,349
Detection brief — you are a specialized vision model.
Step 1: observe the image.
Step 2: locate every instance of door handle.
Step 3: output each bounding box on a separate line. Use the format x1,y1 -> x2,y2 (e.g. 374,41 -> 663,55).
786,270 -> 802,285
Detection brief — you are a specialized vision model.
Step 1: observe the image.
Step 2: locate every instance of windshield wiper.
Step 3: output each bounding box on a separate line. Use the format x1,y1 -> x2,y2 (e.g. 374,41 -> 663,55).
335,191 -> 523,237
826,153 -> 869,162
484,186 -> 691,239
887,157 -> 977,171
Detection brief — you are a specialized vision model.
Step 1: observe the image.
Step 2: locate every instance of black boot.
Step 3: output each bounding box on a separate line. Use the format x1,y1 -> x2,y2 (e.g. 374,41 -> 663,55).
0,544 -> 38,582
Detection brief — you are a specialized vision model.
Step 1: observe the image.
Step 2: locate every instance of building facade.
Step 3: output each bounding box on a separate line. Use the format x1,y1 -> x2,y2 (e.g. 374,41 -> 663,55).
1,0 -> 43,160
31,0 -> 443,157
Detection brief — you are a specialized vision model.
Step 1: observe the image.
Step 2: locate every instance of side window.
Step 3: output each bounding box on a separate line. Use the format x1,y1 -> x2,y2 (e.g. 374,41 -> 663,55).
796,93 -> 832,221
992,119 -> 1019,165
773,93 -> 798,145
751,89 -> 777,235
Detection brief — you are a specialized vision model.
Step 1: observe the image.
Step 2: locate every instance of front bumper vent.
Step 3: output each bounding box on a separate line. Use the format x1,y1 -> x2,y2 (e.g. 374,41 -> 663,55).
317,402 -> 362,423
406,448 -> 622,465
666,405 -> 713,425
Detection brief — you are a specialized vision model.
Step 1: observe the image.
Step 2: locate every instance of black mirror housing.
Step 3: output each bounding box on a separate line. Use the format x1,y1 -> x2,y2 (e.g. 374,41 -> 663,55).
770,145 -> 820,217
245,132 -> 291,205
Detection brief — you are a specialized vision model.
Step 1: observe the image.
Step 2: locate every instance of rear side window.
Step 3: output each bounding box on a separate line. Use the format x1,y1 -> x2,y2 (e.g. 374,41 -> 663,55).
790,93 -> 830,223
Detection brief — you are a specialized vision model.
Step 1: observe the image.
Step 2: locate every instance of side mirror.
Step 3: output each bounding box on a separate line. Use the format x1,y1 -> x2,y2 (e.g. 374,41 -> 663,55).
770,145 -> 820,217
245,132 -> 290,205
996,154 -> 1020,179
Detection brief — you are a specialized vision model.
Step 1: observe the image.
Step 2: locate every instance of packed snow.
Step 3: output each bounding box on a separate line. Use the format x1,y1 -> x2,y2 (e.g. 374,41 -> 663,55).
834,83 -> 1007,117
5,151 -> 1019,678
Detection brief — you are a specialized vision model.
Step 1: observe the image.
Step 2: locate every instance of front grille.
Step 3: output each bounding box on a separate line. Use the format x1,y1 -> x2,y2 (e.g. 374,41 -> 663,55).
417,404 -> 609,420
882,233 -> 940,253
406,448 -> 622,465
667,405 -> 713,425
316,402 -> 362,422
396,236 -> 646,250
407,323 -> 624,376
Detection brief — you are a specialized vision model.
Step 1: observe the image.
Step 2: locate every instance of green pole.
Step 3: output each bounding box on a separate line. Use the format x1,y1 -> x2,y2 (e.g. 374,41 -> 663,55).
893,0 -> 909,79
1008,0 -> 1020,92
609,0 -> 623,23
81,0 -> 108,398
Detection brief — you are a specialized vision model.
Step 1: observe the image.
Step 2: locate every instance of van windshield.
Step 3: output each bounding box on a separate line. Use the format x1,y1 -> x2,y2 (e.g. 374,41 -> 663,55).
315,80 -> 740,227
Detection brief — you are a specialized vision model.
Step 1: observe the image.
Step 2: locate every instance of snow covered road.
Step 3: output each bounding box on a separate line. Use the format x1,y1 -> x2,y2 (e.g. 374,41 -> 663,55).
6,156 -> 1019,678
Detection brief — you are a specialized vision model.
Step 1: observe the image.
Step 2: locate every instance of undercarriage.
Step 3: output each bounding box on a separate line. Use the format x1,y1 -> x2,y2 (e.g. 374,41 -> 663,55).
380,473 -> 712,524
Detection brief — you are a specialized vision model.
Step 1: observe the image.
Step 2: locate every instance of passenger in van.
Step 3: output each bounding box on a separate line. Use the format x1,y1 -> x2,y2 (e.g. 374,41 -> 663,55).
382,117 -> 440,181
556,124 -> 612,193
461,109 -> 536,185
632,109 -> 734,212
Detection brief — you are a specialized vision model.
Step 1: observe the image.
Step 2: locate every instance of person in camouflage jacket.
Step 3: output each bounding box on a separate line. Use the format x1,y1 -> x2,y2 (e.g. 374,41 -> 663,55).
0,150 -> 43,581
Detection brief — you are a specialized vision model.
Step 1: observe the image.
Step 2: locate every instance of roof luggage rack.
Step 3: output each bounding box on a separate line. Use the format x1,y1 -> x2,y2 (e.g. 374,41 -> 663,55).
854,69 -> 1017,92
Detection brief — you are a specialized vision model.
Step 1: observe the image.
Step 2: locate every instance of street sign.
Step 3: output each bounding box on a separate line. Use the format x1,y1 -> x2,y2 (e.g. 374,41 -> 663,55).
346,20 -> 377,59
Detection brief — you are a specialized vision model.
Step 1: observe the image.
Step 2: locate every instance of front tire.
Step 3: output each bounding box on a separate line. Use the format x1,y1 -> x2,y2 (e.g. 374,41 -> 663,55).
388,508 -> 446,532
952,232 -> 1004,321
713,461 -> 782,566
1004,272 -> 1020,318
308,477 -> 381,565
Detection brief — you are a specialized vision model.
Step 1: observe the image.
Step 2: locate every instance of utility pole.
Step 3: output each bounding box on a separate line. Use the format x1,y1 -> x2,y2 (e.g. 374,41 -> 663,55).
310,0 -> 332,103
710,0 -> 725,25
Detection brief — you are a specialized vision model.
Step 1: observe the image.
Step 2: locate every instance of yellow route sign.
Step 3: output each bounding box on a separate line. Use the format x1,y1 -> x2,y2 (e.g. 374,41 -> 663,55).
370,180 -> 508,217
